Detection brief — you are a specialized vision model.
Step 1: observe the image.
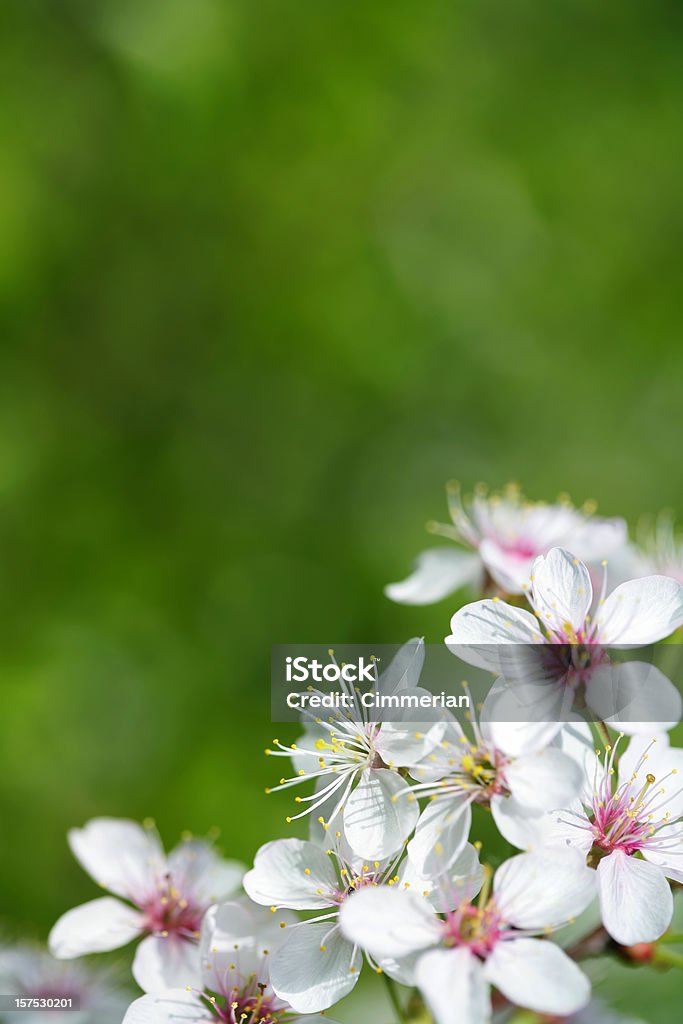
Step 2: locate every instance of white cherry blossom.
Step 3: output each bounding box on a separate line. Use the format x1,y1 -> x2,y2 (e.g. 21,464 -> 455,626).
266,639 -> 445,859
48,818 -> 244,993
386,483 -> 626,604
340,848 -> 595,1024
447,547 -> 683,739
242,833 -> 480,1013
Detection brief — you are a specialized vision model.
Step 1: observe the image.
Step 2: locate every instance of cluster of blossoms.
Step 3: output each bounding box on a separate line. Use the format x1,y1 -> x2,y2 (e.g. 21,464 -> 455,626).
26,483 -> 683,1024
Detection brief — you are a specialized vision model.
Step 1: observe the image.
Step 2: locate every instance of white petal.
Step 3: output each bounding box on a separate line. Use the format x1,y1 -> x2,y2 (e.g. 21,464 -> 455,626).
344,769 -> 419,860
494,849 -> 596,929
123,991 -> 208,1024
375,714 -> 447,768
642,824 -> 683,883
597,575 -> 683,645
531,547 -> 593,634
597,851 -> 673,944
479,538 -> 534,594
48,897 -> 142,958
243,838 -> 338,910
270,923 -> 357,1013
68,818 -> 163,901
407,796 -> 472,876
506,748 -> 583,812
376,636 -> 425,695
339,885 -> 441,960
399,842 -> 483,912
490,795 -> 557,852
569,516 -> 628,561
484,938 -> 590,1016
167,840 -> 243,906
416,947 -> 489,1024
446,601 -> 542,671
585,661 -> 682,734
385,549 -> 480,605
133,935 -> 202,993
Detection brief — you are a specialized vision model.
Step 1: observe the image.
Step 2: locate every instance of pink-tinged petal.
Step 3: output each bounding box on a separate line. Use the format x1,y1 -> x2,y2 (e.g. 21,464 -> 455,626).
597,851 -> 673,944
416,947 -> 489,1024
494,850 -> 595,929
484,938 -> 590,1016
68,818 -> 164,902
270,924 -> 357,1013
585,662 -> 682,734
530,548 -> 593,634
123,990 -> 208,1024
49,897 -> 142,958
446,600 -> 542,672
243,838 -> 338,910
597,575 -> 683,645
478,538 -> 534,594
642,824 -> 683,884
344,769 -> 419,860
385,549 -> 480,605
133,935 -> 201,994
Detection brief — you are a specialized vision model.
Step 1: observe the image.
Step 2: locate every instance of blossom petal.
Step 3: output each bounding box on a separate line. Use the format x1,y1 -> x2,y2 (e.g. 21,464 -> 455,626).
167,840 -> 243,906
642,824 -> 683,884
446,600 -> 542,672
68,818 -> 164,901
530,548 -> 593,634
407,796 -> 472,876
243,838 -> 338,910
596,575 -> 683,645
376,637 -> 425,695
374,714 -> 447,768
133,935 -> 202,993
270,924 -> 358,1013
49,897 -> 142,958
506,748 -> 583,812
484,938 -> 590,1016
122,990 -> 208,1024
339,885 -> 441,960
344,769 -> 419,860
385,549 -> 480,605
416,948 -> 489,1024
597,850 -> 673,944
585,662 -> 682,734
494,849 -> 595,929
478,538 -> 534,594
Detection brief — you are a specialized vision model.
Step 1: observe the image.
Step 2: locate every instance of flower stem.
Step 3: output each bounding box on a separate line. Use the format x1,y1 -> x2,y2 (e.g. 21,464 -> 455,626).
654,946 -> 683,969
383,973 -> 409,1023
595,719 -> 612,750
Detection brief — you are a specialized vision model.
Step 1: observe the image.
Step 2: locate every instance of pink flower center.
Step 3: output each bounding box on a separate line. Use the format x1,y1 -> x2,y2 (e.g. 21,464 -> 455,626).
139,875 -> 204,939
442,901 -> 502,957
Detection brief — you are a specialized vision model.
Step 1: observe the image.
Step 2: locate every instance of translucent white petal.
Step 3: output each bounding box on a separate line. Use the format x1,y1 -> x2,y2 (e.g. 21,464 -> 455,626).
597,575 -> 683,645
506,748 -> 583,812
243,838 -> 338,910
484,938 -> 590,1016
48,897 -> 142,958
374,712 -> 447,768
122,990 -> 208,1024
407,796 -> 472,876
531,548 -> 593,634
270,923 -> 358,1013
585,662 -> 682,734
166,840 -> 243,906
68,818 -> 164,901
416,947 -> 489,1024
446,601 -> 542,671
597,851 -> 673,944
132,935 -> 202,993
385,549 -> 480,605
494,849 -> 596,929
376,636 -> 425,695
343,769 -> 419,860
340,885 -> 440,959
478,538 -> 534,594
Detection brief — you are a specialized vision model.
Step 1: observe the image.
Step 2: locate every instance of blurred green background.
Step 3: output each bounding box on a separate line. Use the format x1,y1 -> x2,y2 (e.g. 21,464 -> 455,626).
1,0 -> 683,1019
